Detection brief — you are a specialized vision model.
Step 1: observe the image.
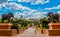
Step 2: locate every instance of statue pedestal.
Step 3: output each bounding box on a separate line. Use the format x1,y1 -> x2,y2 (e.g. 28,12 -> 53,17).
0,23 -> 17,36
49,22 -> 60,29
0,23 -> 12,29
0,29 -> 17,36
48,22 -> 60,36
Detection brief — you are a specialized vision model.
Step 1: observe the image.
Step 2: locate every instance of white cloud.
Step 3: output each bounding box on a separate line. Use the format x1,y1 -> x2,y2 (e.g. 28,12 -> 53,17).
6,2 -> 31,11
33,0 -> 49,4
0,3 -> 7,9
23,10 -> 37,16
57,11 -> 60,14
14,12 -> 22,18
8,0 -> 17,1
27,12 -> 47,19
14,10 -> 36,19
1,2 -> 47,19
0,0 -> 8,9
0,4 -> 1,8
0,0 -> 8,3
17,0 -> 49,4
6,2 -> 38,19
45,5 -> 60,10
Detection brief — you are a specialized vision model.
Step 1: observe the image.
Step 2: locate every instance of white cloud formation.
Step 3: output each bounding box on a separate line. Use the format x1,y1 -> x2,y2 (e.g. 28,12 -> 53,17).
14,10 -> 37,19
5,2 -> 38,19
31,0 -> 49,4
6,2 -> 31,11
8,0 -> 14,1
0,0 -> 8,8
8,0 -> 49,4
0,4 -> 1,8
14,12 -> 22,18
0,2 -> 47,19
45,5 -> 60,10
0,3 -> 7,10
57,11 -> 60,14
27,12 -> 47,19
0,0 -> 8,3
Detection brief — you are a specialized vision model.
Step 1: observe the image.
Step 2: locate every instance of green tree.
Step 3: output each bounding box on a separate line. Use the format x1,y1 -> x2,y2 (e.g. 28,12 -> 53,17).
39,17 -> 50,29
53,14 -> 59,22
21,19 -> 28,27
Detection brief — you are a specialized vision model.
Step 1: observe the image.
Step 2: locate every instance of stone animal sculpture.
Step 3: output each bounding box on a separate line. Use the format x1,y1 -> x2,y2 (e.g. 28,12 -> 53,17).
2,13 -> 14,23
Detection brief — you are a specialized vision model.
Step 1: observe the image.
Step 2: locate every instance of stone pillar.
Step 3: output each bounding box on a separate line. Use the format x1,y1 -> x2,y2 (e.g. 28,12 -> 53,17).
59,14 -> 60,21
0,23 -> 17,36
48,22 -> 60,36
48,22 -> 60,29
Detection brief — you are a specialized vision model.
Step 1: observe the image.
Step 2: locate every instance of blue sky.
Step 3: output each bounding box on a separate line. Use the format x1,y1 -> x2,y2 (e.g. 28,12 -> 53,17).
0,0 -> 60,19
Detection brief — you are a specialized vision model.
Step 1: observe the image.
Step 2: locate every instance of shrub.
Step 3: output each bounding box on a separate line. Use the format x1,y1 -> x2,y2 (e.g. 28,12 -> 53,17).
11,23 -> 18,29
39,17 -> 50,29
21,19 -> 28,27
0,18 -> 2,23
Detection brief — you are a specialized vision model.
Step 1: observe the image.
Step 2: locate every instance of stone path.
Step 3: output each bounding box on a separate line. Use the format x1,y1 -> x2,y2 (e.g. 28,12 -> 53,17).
0,27 -> 60,37
13,27 -> 43,37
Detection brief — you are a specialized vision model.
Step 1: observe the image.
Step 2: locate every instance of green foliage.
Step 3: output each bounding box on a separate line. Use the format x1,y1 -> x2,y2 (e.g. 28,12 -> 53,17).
53,14 -> 59,22
11,19 -> 28,29
21,19 -> 28,27
11,18 -> 20,29
0,18 -> 2,23
39,17 -> 50,29
11,23 -> 18,29
47,12 -> 59,22
18,24 -> 21,29
4,20 -> 8,23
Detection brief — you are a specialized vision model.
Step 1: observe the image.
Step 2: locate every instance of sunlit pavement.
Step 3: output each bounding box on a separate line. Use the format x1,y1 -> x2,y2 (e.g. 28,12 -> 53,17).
0,27 -> 60,37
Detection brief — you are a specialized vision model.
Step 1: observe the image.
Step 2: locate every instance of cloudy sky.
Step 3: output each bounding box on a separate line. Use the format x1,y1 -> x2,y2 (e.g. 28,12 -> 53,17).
0,0 -> 60,19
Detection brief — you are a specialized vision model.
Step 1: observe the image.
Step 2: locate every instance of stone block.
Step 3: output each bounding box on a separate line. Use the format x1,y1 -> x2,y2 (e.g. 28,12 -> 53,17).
49,22 -> 60,29
0,29 -> 17,36
0,23 -> 12,29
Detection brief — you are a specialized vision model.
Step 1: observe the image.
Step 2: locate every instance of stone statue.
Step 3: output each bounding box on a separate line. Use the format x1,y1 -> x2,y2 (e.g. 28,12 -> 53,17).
2,13 -> 14,23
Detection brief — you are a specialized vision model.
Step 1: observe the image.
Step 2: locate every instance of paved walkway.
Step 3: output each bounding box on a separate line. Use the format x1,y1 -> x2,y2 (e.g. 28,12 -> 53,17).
0,27 -> 60,37
13,27 -> 43,37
